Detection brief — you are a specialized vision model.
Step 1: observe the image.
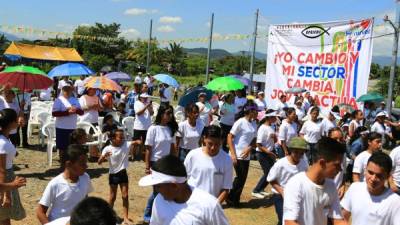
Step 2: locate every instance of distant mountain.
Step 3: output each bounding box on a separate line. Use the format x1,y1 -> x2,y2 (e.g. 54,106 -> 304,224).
232,51 -> 267,60
0,31 -> 21,41
372,56 -> 400,66
183,47 -> 232,59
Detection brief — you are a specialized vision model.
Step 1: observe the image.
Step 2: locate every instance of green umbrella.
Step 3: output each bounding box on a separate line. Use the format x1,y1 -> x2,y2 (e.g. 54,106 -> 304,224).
356,93 -> 384,102
0,65 -> 52,91
206,76 -> 244,91
2,65 -> 47,76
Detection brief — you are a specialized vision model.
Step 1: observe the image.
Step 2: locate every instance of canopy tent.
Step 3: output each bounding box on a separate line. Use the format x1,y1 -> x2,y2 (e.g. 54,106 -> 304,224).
3,42 -> 84,62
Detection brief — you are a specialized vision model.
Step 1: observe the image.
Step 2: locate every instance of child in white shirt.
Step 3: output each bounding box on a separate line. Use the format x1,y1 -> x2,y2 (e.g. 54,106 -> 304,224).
98,129 -> 137,224
37,145 -> 93,224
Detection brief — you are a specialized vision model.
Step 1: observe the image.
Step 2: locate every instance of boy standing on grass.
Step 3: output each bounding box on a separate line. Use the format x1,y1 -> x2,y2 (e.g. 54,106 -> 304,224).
98,129 -> 138,225
267,137 -> 309,225
283,137 -> 347,225
36,144 -> 93,224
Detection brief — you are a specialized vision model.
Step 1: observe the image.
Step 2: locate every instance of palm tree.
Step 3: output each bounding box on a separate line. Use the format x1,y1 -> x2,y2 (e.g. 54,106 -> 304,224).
164,42 -> 186,74
0,34 -> 11,52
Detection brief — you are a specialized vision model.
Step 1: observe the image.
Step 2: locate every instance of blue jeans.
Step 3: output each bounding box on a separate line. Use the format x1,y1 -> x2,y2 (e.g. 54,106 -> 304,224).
143,161 -> 157,221
253,152 -> 275,193
179,147 -> 191,162
273,194 -> 283,225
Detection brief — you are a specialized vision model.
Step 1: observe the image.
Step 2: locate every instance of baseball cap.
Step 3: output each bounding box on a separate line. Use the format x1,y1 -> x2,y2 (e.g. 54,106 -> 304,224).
257,91 -> 264,95
198,92 -> 207,97
288,137 -> 308,151
139,93 -> 150,98
375,111 -> 387,119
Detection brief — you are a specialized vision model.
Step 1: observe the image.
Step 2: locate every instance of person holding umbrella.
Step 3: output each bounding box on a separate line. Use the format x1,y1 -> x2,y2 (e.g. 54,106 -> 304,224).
52,84 -> 83,168
0,86 -> 25,147
219,94 -> 236,153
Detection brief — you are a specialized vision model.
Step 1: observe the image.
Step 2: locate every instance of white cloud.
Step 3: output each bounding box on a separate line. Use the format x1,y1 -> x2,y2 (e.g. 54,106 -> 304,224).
205,22 -> 211,28
124,8 -> 158,16
121,28 -> 141,38
159,16 -> 182,24
79,23 -> 90,27
157,25 -> 175,33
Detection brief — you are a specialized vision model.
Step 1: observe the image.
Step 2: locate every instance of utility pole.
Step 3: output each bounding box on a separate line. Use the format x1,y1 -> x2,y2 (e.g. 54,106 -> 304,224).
249,9 -> 259,93
384,0 -> 400,118
146,19 -> 153,74
205,13 -> 214,83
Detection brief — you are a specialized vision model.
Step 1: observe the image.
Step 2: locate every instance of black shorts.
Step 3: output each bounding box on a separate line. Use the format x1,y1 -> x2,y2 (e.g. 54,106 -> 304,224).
109,169 -> 129,185
133,129 -> 147,141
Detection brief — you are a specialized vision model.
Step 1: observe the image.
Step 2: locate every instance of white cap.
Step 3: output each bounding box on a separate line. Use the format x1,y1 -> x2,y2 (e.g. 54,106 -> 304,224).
138,169 -> 187,186
257,91 -> 264,95
375,111 -> 387,118
265,111 -> 278,117
134,76 -> 142,84
330,111 -> 341,120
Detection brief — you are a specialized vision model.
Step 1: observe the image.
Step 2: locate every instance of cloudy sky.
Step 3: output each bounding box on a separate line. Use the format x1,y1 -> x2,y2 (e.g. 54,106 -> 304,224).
0,0 -> 397,56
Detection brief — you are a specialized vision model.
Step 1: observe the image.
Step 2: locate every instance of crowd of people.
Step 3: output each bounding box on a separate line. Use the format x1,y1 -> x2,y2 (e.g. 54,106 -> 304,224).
0,72 -> 399,225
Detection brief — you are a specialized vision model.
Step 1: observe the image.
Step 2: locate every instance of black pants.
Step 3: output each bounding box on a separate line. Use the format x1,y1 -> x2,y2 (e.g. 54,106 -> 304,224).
228,160 -> 250,204
253,152 -> 275,193
220,123 -> 232,153
9,133 -> 20,147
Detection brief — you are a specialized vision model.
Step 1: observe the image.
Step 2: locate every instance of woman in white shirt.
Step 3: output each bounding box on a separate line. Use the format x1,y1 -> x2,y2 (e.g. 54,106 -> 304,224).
234,89 -> 247,115
371,112 -> 393,148
278,107 -> 298,157
252,111 -> 278,199
143,104 -> 178,223
176,104 -> 204,161
219,94 -> 236,153
133,93 -> 154,160
227,100 -> 258,207
348,110 -> 364,138
299,106 -> 323,164
52,85 -> 83,167
196,92 -> 213,127
0,109 -> 26,223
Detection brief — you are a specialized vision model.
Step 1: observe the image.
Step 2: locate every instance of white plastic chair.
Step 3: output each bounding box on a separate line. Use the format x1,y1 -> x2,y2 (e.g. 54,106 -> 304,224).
122,116 -> 135,140
36,111 -> 52,147
107,111 -> 120,123
76,122 -> 102,148
41,122 -> 56,167
210,115 -> 220,127
27,108 -> 47,141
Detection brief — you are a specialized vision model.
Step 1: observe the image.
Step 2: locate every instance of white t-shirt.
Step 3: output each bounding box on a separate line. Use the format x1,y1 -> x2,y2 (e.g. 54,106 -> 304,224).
234,97 -> 246,113
58,80 -> 70,90
52,96 -> 81,129
79,95 -> 100,124
341,182 -> 400,225
219,103 -> 235,126
277,101 -> 288,117
321,118 -> 337,136
230,117 -> 257,160
0,135 -> 16,169
134,100 -> 152,130
350,119 -> 363,132
184,148 -> 233,197
353,151 -> 372,182
333,157 -> 347,190
16,93 -> 31,112
267,156 -> 308,194
196,102 -> 212,127
371,121 -> 391,137
102,141 -> 131,174
390,146 -> 400,187
300,120 -> 323,144
39,173 -> 93,221
254,98 -> 267,111
160,87 -> 172,102
145,125 -> 175,162
256,124 -> 276,152
283,172 -> 343,225
45,216 -> 70,225
151,188 -> 229,225
177,120 -> 204,150
74,79 -> 85,95
295,107 -> 306,121
0,96 -> 20,134
278,119 -> 298,144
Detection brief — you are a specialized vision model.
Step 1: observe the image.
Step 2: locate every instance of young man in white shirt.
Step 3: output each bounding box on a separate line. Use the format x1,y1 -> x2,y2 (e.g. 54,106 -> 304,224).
184,125 -> 232,203
267,137 -> 308,225
74,76 -> 86,97
139,155 -> 229,225
341,152 -> 400,225
37,145 -> 93,224
283,137 -> 347,225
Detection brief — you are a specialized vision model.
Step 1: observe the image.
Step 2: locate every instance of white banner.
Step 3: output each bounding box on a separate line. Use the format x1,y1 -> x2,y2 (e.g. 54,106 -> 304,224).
265,19 -> 374,114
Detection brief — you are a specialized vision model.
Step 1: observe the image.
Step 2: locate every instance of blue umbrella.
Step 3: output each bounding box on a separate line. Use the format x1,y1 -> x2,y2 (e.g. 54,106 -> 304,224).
229,75 -> 251,86
154,74 -> 179,88
48,63 -> 94,77
178,87 -> 214,107
105,72 -> 132,82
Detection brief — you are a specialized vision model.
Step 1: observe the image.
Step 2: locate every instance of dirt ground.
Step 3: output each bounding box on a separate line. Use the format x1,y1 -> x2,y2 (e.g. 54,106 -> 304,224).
12,146 -> 278,225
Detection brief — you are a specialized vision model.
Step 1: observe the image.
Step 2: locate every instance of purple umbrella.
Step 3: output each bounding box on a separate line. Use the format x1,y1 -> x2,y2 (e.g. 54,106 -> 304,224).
104,72 -> 132,82
229,75 -> 251,86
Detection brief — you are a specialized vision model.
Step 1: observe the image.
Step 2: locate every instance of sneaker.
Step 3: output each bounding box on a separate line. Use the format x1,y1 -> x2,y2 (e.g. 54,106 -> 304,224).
251,192 -> 265,199
260,191 -> 273,198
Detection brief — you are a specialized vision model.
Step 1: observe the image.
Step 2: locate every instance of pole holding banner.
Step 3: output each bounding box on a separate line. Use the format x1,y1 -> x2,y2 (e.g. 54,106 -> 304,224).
249,9 -> 259,93
205,13 -> 214,83
384,0 -> 400,118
